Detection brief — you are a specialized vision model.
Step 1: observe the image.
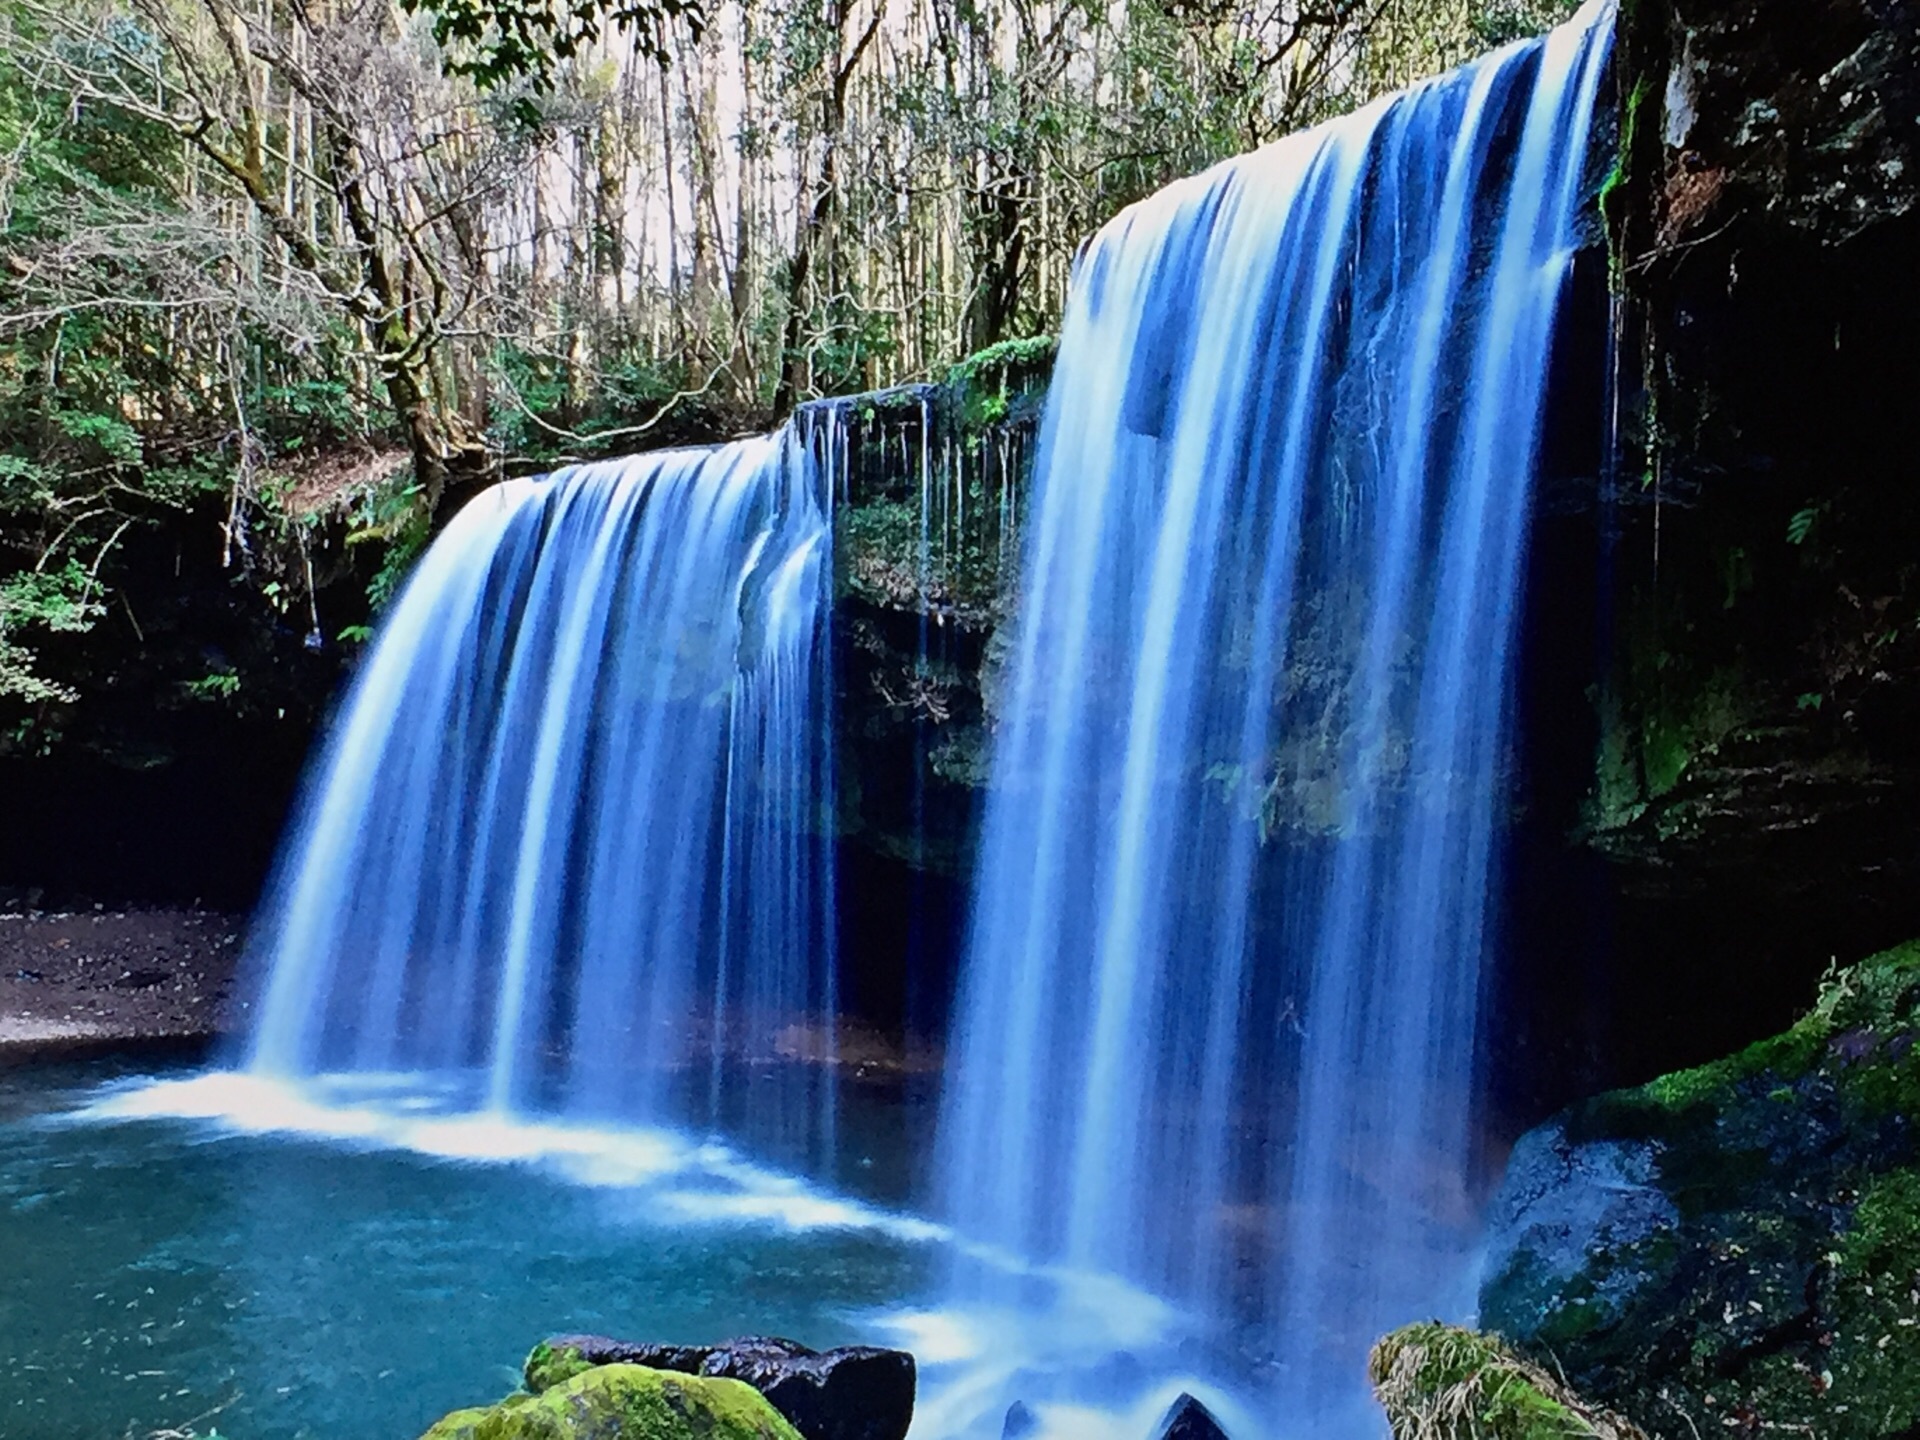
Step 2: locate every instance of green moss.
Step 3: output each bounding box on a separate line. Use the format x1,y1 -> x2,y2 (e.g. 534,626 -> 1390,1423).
1371,1323 -> 1648,1438
1575,943 -> 1920,1161
945,334 -> 1056,388
1600,0 -> 1671,292
1833,1170 -> 1920,1426
1840,1168 -> 1920,1278
523,1341 -> 593,1394
421,1406 -> 494,1439
1584,578 -> 1771,843
837,500 -> 927,611
1600,76 -> 1656,288
418,1363 -> 805,1440
944,334 -> 1054,437
1641,1022 -> 1825,1110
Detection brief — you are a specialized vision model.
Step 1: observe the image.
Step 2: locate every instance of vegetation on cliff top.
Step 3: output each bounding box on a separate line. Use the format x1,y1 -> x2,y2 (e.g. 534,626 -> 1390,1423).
0,0 -> 1573,745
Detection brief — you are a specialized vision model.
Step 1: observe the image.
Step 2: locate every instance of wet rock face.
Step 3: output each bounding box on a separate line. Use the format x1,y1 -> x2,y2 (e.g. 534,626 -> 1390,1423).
1653,0 -> 1919,247
1516,0 -> 1920,1107
1481,941 -> 1920,1439
526,1335 -> 915,1440
1593,0 -> 1920,858
1480,1125 -> 1678,1328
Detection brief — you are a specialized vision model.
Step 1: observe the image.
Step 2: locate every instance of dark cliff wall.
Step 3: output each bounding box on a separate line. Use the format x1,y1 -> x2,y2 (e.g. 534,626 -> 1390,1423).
1508,0 -> 1920,1108
811,344 -> 1048,1033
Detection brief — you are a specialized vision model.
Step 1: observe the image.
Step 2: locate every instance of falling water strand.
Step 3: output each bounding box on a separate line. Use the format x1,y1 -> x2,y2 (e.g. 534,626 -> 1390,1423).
243,432 -> 838,1166
937,5 -> 1612,1432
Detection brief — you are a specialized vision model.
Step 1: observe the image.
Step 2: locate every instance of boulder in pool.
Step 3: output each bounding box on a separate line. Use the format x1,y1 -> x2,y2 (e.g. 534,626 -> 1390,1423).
419,1362 -> 804,1439
1480,939 -> 1920,1438
526,1334 -> 915,1440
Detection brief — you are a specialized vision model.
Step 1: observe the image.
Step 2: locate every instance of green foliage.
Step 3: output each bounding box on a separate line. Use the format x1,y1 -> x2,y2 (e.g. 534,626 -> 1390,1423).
50,408 -> 142,464
0,31 -> 412,733
1470,0 -> 1581,48
181,669 -> 242,702
344,479 -> 432,613
484,342 -> 716,463
0,562 -> 104,703
947,334 -> 1057,391
1601,76 -> 1658,286
399,0 -> 704,117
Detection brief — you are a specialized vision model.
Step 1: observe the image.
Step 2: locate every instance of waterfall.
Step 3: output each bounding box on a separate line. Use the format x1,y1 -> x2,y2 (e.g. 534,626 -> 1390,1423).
241,426 -> 839,1161
935,4 -> 1612,1429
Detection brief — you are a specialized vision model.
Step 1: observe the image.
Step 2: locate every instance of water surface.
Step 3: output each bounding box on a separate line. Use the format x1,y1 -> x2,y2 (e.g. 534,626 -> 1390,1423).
0,1059 -> 931,1440
0,1060 -> 1224,1440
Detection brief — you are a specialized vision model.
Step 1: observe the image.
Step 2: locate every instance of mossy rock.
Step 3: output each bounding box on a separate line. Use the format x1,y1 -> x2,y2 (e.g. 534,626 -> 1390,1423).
416,1363 -> 806,1440
1369,1323 -> 1648,1438
524,1340 -> 595,1394
1482,940 -> 1920,1438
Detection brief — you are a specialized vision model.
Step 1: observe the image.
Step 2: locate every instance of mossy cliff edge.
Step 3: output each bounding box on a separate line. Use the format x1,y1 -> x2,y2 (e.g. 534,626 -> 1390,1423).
1480,940 -> 1920,1438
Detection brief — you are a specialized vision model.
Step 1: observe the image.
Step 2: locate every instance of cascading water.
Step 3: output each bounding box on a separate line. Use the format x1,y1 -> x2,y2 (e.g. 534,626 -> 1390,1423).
934,5 -> 1612,1431
240,426 -> 839,1161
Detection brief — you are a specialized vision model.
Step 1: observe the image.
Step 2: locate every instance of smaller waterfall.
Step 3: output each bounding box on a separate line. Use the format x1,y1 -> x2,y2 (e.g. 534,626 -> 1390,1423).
242,429 -> 837,1161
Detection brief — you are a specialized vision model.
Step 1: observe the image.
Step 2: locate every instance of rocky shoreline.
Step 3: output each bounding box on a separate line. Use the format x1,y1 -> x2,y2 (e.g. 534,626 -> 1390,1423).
0,908 -> 244,1058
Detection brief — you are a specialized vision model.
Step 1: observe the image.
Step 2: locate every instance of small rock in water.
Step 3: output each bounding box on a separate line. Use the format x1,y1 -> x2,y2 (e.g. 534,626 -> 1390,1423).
1001,1399 -> 1039,1438
1151,1393 -> 1230,1440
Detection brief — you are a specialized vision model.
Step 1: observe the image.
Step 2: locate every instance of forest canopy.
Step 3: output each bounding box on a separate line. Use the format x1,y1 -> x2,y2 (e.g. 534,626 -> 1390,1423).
0,0 -> 1574,718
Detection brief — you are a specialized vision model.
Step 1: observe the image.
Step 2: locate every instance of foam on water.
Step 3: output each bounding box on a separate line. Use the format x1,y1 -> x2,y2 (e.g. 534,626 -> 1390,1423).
82,1071 -> 942,1241
72,1072 -> 1216,1438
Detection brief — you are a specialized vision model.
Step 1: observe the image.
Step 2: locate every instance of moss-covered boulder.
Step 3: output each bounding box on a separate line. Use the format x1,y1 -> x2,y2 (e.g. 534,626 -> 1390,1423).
1369,1323 -> 1648,1439
1481,940 -> 1920,1438
416,1363 -> 806,1440
524,1339 -> 596,1395
523,1334 -> 915,1440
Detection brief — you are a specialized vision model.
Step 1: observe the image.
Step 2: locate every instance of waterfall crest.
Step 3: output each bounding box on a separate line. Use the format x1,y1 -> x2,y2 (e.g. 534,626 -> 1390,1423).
242,430 -> 838,1156
936,3 -> 1612,1426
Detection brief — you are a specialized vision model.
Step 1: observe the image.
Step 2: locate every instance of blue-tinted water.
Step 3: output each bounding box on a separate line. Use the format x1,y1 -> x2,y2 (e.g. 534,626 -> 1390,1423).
3,10 -> 1620,1439
0,1060 -> 1251,1440
0,1060 -> 936,1440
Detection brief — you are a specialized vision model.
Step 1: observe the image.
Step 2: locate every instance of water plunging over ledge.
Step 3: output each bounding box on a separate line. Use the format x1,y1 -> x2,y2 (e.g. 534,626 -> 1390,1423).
240,427 -> 840,1163
937,3 -> 1613,1431
48,7 -> 1619,1434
